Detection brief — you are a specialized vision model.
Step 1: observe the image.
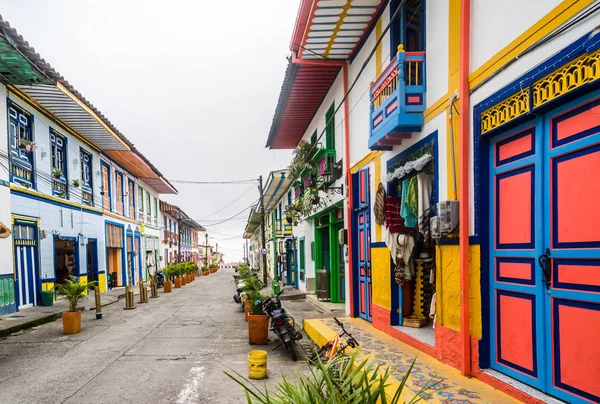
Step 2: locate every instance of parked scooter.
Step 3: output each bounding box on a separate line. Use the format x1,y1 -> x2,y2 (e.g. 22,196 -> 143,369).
263,290 -> 303,359
154,270 -> 164,288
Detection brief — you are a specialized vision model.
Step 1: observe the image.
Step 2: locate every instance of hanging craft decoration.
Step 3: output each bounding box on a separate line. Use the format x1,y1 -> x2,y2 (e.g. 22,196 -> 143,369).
374,182 -> 386,225
384,153 -> 433,182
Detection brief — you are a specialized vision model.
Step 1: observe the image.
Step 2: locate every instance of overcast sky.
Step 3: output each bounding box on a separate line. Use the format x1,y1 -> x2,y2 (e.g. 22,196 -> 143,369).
1,0 -> 297,261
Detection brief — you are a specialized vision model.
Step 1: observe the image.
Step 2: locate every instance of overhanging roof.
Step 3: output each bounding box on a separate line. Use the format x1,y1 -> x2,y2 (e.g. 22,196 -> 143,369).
266,59 -> 341,149
291,0 -> 384,60
267,0 -> 383,150
0,15 -> 177,195
264,170 -> 291,212
243,204 -> 261,238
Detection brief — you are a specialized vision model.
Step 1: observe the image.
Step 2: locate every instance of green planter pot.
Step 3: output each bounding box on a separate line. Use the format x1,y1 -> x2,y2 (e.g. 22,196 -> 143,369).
272,280 -> 281,295
40,290 -> 54,306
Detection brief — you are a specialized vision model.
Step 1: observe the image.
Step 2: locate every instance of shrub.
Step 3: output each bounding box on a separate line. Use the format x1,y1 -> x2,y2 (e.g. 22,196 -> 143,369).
226,351 -> 441,403
55,276 -> 98,312
241,276 -> 261,293
245,289 -> 265,315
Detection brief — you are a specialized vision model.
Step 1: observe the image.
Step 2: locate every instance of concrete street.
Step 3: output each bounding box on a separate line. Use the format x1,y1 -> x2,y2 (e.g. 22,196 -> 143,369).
0,269 -> 310,404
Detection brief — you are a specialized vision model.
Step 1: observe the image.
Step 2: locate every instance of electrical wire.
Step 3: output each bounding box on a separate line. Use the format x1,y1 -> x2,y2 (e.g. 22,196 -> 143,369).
168,179 -> 258,185
198,184 -> 257,220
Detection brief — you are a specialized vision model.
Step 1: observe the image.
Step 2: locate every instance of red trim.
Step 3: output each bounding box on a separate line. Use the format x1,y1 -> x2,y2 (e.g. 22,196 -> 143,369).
343,64 -> 354,317
459,0 -> 472,377
405,51 -> 426,56
371,55 -> 399,90
290,0 -> 313,53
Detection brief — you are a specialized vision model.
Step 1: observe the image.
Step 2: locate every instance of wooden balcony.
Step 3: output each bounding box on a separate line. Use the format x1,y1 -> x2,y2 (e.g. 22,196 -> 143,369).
369,45 -> 425,150
312,147 -> 336,189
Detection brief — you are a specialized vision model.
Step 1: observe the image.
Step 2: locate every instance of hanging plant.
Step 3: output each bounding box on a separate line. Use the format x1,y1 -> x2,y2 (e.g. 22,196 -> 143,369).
287,140 -> 317,182
19,140 -> 37,153
52,169 -> 63,179
72,179 -> 80,188
285,202 -> 301,226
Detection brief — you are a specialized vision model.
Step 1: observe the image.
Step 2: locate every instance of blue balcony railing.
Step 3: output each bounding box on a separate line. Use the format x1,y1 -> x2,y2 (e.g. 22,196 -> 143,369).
369,45 -> 426,150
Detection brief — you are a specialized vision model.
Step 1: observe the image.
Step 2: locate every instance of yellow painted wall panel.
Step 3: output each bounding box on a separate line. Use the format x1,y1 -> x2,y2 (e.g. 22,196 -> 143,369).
371,246 -> 391,310
99,273 -> 107,293
435,244 -> 482,339
42,282 -> 55,291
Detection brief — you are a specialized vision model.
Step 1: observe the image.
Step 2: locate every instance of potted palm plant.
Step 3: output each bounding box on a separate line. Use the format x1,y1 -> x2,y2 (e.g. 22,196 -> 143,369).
55,276 -> 97,334
210,262 -> 218,274
52,169 -> 63,179
72,179 -> 80,188
246,289 -> 268,345
163,265 -> 173,292
201,265 -> 209,276
174,264 -> 183,288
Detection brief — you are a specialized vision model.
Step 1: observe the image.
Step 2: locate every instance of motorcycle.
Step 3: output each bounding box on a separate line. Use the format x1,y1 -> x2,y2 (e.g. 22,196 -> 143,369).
263,290 -> 303,359
154,270 -> 164,288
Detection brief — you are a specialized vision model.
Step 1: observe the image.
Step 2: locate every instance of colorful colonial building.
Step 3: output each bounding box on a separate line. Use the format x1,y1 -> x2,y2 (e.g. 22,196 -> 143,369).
257,0 -> 600,402
0,16 -> 177,313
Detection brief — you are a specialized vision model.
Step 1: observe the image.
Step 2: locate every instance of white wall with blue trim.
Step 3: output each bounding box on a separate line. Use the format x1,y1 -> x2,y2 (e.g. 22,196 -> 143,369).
11,193 -> 106,283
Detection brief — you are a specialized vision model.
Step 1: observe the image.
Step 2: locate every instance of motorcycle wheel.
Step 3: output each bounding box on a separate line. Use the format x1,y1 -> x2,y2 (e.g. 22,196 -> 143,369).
283,339 -> 298,361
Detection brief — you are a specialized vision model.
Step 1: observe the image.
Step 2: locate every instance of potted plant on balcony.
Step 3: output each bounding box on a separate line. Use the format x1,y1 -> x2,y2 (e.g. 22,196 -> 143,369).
55,276 -> 97,334
72,179 -> 80,188
285,202 -> 301,226
163,265 -> 173,293
52,169 -> 63,179
287,140 -> 317,182
246,289 -> 268,345
19,140 -> 37,153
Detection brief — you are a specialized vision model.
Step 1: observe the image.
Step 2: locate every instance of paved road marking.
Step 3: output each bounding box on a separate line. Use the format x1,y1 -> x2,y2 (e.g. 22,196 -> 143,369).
176,366 -> 205,404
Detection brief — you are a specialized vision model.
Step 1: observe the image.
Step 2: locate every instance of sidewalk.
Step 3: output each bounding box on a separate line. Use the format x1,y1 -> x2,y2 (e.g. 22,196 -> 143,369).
304,317 -> 521,404
0,285 -> 143,338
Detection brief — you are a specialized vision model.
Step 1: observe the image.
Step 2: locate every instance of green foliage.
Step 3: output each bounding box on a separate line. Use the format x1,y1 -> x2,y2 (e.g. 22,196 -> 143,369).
241,276 -> 261,293
55,276 -> 98,312
183,261 -> 198,275
225,351 -> 441,403
245,289 -> 266,315
287,140 -> 317,182
201,265 -> 209,273
238,264 -> 251,278
210,262 -> 219,270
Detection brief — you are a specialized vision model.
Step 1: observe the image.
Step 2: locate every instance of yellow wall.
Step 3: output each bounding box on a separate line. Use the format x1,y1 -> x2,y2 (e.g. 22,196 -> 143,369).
435,244 -> 482,339
98,273 -> 107,293
371,245 -> 392,311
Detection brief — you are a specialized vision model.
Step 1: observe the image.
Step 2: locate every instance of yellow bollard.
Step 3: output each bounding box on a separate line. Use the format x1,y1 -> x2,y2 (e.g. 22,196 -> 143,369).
248,350 -> 267,380
139,280 -> 149,303
124,285 -> 136,310
150,276 -> 159,298
94,286 -> 102,319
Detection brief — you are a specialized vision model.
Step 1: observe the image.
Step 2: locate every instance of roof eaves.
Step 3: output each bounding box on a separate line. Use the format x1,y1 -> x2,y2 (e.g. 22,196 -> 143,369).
265,58 -> 299,149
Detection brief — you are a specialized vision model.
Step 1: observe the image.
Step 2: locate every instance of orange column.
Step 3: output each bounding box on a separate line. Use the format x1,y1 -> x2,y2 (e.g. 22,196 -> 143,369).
459,0 -> 472,376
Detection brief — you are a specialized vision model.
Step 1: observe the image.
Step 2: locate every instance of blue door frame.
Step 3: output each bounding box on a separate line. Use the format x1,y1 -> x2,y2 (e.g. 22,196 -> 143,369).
87,238 -> 99,284
352,168 -> 372,321
13,217 -> 40,309
487,90 -> 600,404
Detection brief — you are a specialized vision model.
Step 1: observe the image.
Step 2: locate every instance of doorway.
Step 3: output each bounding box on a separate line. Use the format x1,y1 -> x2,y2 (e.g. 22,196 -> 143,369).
486,93 -> 600,403
353,168 -> 372,321
12,219 -> 39,309
54,236 -> 78,286
87,239 -> 98,284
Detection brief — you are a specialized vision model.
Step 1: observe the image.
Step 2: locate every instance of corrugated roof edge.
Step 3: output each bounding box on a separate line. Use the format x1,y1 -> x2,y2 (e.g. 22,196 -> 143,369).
0,15 -> 176,192
265,58 -> 298,149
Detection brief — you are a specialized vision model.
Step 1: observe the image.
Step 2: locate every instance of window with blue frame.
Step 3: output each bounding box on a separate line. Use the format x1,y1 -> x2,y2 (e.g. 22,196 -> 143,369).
50,129 -> 68,198
8,103 -> 35,188
390,0 -> 425,54
80,148 -> 93,206
115,171 -> 124,214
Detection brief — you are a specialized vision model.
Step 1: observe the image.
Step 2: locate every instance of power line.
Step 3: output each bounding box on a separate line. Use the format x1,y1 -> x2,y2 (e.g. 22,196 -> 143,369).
198,184 -> 257,220
168,179 -> 258,185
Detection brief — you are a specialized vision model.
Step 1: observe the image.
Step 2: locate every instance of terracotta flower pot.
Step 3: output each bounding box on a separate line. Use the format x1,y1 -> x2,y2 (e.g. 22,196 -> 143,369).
181,276 -> 187,286
62,311 -> 82,334
174,277 -> 182,288
164,280 -> 172,292
248,313 -> 269,345
244,299 -> 251,321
